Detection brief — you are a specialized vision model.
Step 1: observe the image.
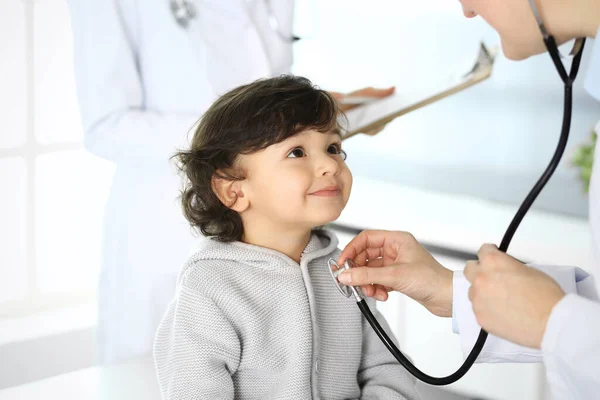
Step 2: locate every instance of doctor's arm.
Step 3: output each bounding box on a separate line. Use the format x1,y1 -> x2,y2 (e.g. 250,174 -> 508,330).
454,244 -> 599,359
67,0 -> 198,165
154,285 -> 240,400
358,298 -> 419,400
455,245 -> 600,398
337,231 -> 600,368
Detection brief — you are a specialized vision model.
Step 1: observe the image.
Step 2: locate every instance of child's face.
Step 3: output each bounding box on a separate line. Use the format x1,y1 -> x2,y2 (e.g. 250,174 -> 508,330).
239,129 -> 352,231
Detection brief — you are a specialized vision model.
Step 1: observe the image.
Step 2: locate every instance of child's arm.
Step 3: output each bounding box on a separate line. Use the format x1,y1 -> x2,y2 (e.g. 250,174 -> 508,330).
358,298 -> 420,400
154,285 -> 240,399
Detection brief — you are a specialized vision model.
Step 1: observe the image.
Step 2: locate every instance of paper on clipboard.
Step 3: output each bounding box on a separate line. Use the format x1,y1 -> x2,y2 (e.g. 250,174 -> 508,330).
342,43 -> 497,140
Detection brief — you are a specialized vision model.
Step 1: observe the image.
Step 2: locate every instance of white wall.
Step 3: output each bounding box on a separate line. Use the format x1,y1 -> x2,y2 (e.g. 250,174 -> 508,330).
293,0 -> 598,218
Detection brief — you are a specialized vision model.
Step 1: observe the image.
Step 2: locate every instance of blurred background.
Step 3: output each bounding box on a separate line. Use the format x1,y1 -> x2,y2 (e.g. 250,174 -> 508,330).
1,1 -> 597,399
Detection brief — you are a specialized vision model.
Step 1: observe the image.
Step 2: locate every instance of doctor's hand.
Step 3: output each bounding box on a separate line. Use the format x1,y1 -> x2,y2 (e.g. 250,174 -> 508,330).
465,244 -> 566,349
330,86 -> 395,136
337,230 -> 453,317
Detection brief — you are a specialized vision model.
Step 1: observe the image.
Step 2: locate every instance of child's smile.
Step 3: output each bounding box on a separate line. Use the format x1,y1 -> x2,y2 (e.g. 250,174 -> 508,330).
309,185 -> 341,197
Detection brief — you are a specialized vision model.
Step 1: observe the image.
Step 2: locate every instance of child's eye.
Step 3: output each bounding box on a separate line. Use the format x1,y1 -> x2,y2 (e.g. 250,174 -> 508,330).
287,147 -> 306,158
328,143 -> 347,160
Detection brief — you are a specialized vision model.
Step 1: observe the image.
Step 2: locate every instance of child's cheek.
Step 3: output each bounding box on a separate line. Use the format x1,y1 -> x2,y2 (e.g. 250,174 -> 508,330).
281,170 -> 311,202
343,169 -> 353,204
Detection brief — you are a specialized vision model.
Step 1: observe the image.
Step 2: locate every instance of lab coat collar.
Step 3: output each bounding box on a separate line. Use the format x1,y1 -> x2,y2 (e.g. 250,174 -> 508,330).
584,26 -> 600,101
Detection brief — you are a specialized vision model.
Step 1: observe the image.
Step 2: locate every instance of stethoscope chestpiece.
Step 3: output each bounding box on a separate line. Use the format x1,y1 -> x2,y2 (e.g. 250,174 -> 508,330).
328,258 -> 352,298
327,258 -> 365,302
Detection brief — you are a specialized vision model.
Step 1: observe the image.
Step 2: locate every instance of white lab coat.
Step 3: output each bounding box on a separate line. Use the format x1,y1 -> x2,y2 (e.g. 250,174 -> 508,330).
453,32 -> 600,399
67,0 -> 294,364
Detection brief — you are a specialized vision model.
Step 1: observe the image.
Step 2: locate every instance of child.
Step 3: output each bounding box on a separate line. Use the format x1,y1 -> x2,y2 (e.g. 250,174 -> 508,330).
154,75 -> 419,400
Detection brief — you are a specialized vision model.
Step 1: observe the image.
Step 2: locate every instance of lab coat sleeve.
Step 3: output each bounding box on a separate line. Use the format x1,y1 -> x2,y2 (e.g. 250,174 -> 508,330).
67,0 -> 198,165
358,298 -> 420,400
153,285 -> 240,400
453,264 -> 599,363
541,294 -> 600,399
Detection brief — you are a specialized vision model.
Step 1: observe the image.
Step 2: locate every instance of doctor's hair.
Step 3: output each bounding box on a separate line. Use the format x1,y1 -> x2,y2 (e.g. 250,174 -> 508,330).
174,75 -> 345,242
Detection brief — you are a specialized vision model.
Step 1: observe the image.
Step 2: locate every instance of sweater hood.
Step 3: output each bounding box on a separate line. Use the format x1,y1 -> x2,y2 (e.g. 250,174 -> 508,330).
185,228 -> 339,272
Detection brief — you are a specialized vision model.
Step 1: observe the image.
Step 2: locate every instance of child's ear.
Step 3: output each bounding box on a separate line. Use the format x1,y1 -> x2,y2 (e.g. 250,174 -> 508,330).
211,173 -> 249,213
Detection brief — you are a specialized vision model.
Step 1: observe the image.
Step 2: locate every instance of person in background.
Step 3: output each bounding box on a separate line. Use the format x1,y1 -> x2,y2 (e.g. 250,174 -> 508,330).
67,0 -> 393,364
336,0 -> 600,398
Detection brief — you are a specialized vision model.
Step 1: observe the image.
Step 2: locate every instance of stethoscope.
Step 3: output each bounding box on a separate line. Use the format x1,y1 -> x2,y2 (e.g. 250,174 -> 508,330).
329,0 -> 587,386
170,0 -> 300,41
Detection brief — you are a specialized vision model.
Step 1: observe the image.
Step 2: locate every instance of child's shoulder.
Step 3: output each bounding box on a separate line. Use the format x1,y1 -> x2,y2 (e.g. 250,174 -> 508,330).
176,239 -> 245,296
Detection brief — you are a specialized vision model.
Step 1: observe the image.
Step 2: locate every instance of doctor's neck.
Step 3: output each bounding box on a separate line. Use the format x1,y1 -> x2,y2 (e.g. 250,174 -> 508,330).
543,0 -> 600,39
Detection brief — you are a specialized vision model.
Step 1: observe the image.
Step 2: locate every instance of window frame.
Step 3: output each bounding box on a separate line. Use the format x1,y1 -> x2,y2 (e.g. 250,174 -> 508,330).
0,0 -> 94,318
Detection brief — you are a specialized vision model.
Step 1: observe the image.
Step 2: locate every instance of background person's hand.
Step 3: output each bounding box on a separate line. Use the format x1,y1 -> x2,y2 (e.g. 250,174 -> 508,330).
330,86 -> 395,112
337,230 -> 454,317
465,244 -> 566,349
330,86 -> 395,136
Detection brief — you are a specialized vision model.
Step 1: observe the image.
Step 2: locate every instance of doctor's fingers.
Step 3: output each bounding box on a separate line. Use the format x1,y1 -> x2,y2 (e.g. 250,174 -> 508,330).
465,260 -> 499,305
338,230 -> 417,266
366,257 -> 384,268
463,260 -> 480,284
477,244 -> 523,271
350,247 -> 385,267
338,265 -> 401,290
363,125 -> 386,136
365,256 -> 403,269
477,243 -> 503,266
360,284 -> 390,302
338,229 -> 395,265
464,261 -> 483,303
348,86 -> 396,98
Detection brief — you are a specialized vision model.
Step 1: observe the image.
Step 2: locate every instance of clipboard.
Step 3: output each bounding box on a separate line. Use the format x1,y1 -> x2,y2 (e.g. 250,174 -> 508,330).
342,42 -> 497,140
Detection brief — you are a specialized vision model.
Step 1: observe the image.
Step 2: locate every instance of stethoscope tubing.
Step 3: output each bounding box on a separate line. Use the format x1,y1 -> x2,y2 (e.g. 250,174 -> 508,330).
357,37 -> 586,386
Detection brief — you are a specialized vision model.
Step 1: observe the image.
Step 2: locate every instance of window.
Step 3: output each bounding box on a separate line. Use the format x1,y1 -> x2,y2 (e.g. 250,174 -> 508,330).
0,0 -> 114,318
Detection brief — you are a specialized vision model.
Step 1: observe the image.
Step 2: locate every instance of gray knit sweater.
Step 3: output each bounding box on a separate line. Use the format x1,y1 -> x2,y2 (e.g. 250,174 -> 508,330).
154,229 -> 419,400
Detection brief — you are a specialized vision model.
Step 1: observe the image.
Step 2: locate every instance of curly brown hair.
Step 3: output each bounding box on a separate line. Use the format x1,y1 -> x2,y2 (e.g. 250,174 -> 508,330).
174,75 -> 344,242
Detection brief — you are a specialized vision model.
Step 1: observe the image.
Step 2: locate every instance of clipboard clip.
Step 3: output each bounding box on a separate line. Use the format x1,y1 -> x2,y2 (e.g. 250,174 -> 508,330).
463,42 -> 497,78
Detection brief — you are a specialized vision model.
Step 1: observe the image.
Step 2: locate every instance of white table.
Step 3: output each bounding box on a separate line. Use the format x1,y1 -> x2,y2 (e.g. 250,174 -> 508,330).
0,358 -> 160,400
0,357 -> 475,400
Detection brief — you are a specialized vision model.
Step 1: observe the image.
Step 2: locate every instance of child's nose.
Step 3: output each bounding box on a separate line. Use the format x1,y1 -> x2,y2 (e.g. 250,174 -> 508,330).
316,152 -> 340,176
